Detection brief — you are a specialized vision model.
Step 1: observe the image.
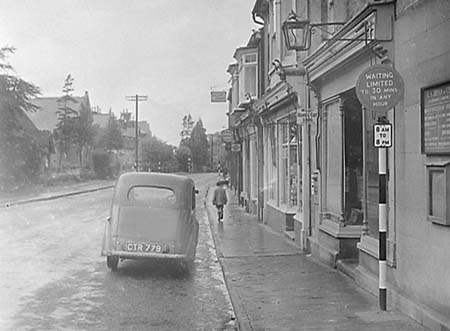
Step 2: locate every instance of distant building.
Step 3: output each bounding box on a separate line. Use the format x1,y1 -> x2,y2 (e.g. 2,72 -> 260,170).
117,109 -> 152,170
27,91 -> 92,172
92,111 -> 111,129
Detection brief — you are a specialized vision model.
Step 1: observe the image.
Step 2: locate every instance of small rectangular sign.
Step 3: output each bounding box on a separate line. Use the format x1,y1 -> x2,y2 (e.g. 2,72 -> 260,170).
296,110 -> 317,124
210,91 -> 227,103
374,123 -> 392,148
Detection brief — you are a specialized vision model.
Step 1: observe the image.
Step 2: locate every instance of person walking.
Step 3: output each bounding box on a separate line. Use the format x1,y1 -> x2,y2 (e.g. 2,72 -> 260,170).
212,180 -> 228,221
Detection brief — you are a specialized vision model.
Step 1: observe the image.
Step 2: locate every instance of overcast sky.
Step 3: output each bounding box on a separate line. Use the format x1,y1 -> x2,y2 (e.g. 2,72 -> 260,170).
0,0 -> 257,146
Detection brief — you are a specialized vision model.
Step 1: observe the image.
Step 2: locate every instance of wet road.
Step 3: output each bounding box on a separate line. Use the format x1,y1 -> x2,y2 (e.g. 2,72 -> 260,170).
0,173 -> 236,330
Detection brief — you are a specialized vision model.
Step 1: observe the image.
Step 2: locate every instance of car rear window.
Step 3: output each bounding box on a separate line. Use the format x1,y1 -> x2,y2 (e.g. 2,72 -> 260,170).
127,186 -> 176,207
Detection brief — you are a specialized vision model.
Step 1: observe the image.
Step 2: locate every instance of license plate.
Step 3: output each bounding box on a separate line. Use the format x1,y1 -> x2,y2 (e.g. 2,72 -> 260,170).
124,242 -> 163,253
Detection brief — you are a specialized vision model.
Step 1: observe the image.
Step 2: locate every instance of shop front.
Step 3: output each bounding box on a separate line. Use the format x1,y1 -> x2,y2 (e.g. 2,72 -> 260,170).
303,2 -> 396,267
255,79 -> 303,237
302,1 -> 450,327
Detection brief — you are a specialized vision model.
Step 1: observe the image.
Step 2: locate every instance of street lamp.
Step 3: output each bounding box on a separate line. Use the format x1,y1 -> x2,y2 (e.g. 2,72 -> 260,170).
281,11 -> 311,51
282,10 -> 345,51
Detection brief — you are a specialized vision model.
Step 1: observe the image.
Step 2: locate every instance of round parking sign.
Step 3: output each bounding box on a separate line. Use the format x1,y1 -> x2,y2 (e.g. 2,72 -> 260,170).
356,64 -> 404,112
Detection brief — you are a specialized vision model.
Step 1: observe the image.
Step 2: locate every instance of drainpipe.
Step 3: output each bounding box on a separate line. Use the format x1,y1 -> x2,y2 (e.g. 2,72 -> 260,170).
306,74 -> 312,238
304,71 -> 322,249
299,72 -> 311,250
340,99 -> 346,227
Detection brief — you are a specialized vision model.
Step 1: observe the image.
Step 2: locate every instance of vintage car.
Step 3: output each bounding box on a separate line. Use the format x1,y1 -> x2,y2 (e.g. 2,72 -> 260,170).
101,172 -> 199,271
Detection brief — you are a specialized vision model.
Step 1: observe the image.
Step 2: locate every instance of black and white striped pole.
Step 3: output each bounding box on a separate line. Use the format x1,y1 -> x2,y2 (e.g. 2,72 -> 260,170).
378,137 -> 387,311
356,63 -> 403,311
374,117 -> 391,311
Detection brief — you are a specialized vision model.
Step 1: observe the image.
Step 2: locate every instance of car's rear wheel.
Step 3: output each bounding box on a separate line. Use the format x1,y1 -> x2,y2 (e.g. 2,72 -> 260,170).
179,258 -> 194,274
107,256 -> 119,271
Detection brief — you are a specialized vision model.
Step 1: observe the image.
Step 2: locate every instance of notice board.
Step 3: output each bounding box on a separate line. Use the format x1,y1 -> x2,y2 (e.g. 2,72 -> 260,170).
421,81 -> 450,154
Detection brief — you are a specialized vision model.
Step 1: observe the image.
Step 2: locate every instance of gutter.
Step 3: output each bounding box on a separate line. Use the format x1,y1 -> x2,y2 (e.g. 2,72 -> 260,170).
2,184 -> 114,208
252,12 -> 264,25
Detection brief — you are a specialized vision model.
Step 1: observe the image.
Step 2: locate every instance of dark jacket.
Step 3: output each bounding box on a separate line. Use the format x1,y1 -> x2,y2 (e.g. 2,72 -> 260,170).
212,186 -> 228,206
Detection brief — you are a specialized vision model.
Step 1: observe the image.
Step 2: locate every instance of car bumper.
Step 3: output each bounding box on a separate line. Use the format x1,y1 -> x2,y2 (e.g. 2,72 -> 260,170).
109,250 -> 188,259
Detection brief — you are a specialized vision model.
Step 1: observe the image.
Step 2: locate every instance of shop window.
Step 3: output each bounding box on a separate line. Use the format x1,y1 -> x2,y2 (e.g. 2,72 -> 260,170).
324,98 -> 343,215
343,94 -> 363,225
268,125 -> 277,201
278,119 -> 299,207
289,123 -> 299,206
365,108 -> 381,237
250,137 -> 257,200
280,121 -> 289,205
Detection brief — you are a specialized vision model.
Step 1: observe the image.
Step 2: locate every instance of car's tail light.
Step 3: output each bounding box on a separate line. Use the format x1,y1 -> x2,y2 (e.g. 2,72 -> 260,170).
163,244 -> 170,253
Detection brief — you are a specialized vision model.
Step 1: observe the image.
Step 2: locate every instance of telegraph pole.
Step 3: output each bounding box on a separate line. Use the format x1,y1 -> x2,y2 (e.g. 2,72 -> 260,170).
126,94 -> 148,171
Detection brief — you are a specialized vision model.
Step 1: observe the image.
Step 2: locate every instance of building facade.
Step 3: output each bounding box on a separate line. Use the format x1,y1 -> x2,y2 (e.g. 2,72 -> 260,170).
228,0 -> 450,329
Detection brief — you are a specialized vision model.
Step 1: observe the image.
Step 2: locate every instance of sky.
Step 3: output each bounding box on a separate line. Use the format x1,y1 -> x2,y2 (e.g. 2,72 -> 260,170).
0,0 -> 258,146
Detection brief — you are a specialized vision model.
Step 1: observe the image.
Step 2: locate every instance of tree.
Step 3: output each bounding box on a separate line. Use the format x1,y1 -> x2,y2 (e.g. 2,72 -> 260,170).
55,74 -> 79,171
140,136 -> 175,172
180,114 -> 194,146
0,46 -> 43,189
96,114 -> 123,151
187,119 -> 209,171
175,145 -> 192,172
73,102 -> 95,168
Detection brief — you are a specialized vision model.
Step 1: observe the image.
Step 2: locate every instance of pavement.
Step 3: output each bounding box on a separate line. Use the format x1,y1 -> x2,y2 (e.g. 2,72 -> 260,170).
0,178 -> 428,331
205,184 -> 428,331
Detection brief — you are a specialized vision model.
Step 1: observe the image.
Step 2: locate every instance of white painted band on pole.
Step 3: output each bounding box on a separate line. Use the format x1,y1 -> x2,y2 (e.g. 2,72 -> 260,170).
379,204 -> 387,232
379,261 -> 387,288
379,148 -> 387,174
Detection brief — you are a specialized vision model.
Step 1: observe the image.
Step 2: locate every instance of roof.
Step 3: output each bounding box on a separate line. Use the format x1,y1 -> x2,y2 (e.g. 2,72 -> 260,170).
120,121 -> 152,138
227,62 -> 238,74
14,107 -> 48,145
26,92 -> 91,132
92,112 -> 111,129
121,127 -> 137,138
252,0 -> 269,17
232,30 -> 261,60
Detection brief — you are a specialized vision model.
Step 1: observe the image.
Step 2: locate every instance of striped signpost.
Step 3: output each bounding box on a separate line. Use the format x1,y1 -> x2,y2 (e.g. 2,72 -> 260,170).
377,119 -> 389,311
374,120 -> 391,311
356,64 -> 404,311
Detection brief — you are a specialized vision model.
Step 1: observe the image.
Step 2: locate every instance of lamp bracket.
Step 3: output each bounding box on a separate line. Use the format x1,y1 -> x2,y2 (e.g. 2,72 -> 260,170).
309,22 -> 346,36
322,19 -> 392,43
